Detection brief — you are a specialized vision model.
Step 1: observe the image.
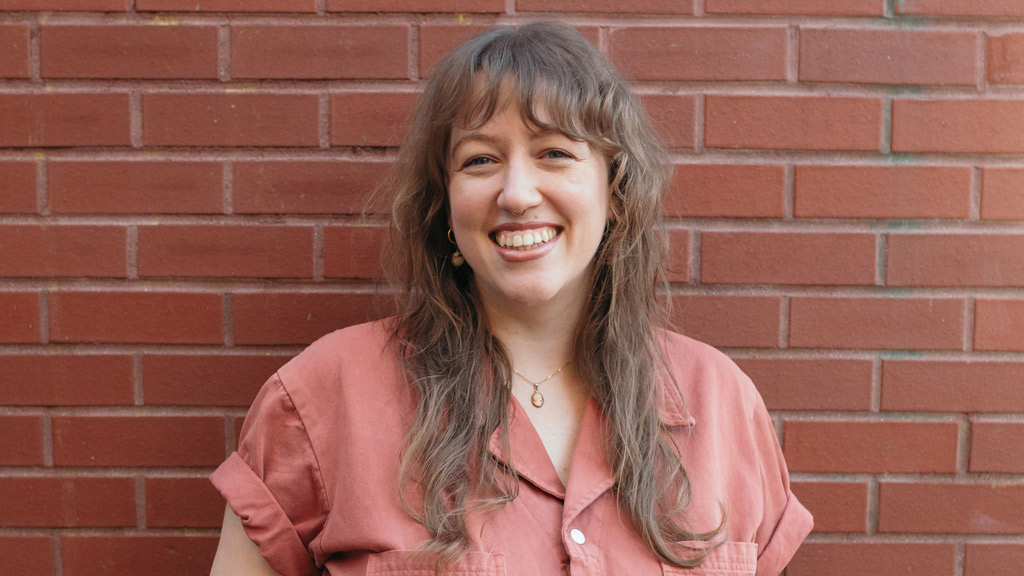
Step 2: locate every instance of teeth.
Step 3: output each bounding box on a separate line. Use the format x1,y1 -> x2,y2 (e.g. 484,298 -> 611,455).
496,228 -> 558,250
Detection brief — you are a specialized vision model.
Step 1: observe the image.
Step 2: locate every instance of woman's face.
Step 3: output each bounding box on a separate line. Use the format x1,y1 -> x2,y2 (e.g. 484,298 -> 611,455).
447,101 -> 611,315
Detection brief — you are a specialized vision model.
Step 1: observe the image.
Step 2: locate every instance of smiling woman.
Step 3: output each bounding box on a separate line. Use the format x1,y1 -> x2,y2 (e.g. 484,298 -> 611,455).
208,21 -> 811,576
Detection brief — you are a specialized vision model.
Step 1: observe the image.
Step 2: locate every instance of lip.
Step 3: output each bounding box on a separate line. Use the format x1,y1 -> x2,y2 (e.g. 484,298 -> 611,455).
490,222 -> 561,234
490,225 -> 561,263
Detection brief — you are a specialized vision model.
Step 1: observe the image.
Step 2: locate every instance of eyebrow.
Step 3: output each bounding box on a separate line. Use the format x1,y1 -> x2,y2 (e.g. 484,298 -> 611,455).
450,128 -> 565,155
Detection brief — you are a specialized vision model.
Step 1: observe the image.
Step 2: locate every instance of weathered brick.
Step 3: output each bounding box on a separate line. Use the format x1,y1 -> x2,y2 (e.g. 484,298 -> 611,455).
892,99 -> 1024,154
879,482 -> 1024,534
989,33 -> 1024,84
664,228 -> 691,283
62,535 -> 219,576
610,27 -> 786,82
137,0 -> 316,10
138,225 -> 314,278
706,96 -> 883,151
975,299 -> 1024,351
707,0 -> 884,15
41,25 -> 218,79
882,360 -> 1024,413
49,161 -> 223,214
324,225 -> 387,279
0,24 -> 30,78
143,353 -> 291,406
49,291 -> 223,344
0,94 -> 130,147
639,94 -> 697,150
970,421 -> 1024,473
0,416 -> 44,466
0,354 -> 134,405
965,544 -> 1024,576
143,93 -> 319,147
0,162 -> 37,213
790,481 -> 869,532
518,0 -> 692,12
668,295 -> 782,348
0,292 -> 40,344
701,232 -> 876,286
788,543 -> 957,576
800,28 -> 977,85
232,292 -> 389,345
666,164 -> 785,218
795,165 -> 972,219
232,161 -> 389,215
0,225 -> 126,278
330,92 -> 417,147
982,168 -> 1024,220
0,477 -> 135,527
0,537 -> 55,575
52,416 -> 224,467
733,358 -> 873,411
887,234 -> 1024,286
327,0 -> 503,11
1,0 -> 127,9
145,477 -> 224,527
231,25 -> 408,79
789,297 -> 965,350
897,0 -> 1024,17
784,420 -> 960,473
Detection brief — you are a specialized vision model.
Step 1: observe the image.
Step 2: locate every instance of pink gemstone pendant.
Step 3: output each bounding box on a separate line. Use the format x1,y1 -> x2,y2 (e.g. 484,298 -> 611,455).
531,390 -> 544,408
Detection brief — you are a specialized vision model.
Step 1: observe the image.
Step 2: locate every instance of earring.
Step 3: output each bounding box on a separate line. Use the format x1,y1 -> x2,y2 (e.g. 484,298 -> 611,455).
448,228 -> 464,268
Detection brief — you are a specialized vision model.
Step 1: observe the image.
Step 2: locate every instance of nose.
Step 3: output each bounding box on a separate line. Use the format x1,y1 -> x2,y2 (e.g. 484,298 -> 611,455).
496,156 -> 542,215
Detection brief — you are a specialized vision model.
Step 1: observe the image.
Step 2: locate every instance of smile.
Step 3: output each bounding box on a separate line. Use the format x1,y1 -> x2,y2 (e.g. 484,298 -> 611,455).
494,227 -> 560,250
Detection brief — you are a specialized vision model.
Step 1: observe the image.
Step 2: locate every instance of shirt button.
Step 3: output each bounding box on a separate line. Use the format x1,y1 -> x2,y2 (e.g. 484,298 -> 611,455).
570,529 -> 586,545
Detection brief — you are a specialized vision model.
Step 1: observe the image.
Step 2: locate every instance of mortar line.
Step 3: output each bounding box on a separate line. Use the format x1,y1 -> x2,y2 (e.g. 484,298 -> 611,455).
134,353 -> 144,407
223,162 -> 233,215
871,356 -> 882,412
319,93 -> 331,149
126,225 -> 139,280
129,92 -> 143,149
970,166 -> 982,221
223,293 -> 234,348
787,24 -> 799,83
958,415 -> 972,474
694,94 -> 705,151
42,411 -> 53,467
690,229 -> 701,285
694,0 -> 705,17
965,296 -> 975,352
218,24 -> 231,82
867,476 -> 879,533
977,32 -> 987,94
784,164 -> 794,219
409,23 -> 420,80
136,474 -> 146,529
955,542 -> 965,576
313,224 -> 325,281
876,232 -> 887,287
779,295 -> 790,349
39,289 -> 49,344
54,533 -> 63,576
36,157 -> 47,216
881,96 -> 892,155
316,0 -> 327,15
29,18 -> 41,82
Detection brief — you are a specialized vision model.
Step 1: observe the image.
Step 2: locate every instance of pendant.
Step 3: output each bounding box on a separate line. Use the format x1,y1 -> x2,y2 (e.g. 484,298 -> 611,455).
531,390 -> 544,408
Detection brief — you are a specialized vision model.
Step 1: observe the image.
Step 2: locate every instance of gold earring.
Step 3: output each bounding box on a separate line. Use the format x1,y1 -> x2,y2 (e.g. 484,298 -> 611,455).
448,228 -> 464,267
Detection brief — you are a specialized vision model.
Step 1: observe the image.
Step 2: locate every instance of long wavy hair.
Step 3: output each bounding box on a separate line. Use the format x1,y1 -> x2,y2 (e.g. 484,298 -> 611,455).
384,21 -> 723,569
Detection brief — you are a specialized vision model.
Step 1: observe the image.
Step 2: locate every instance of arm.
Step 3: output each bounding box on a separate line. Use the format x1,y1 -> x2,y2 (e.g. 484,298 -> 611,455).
210,504 -> 282,576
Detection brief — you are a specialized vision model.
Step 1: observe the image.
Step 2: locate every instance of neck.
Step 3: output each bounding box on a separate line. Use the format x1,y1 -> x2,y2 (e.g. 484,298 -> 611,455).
481,294 -> 583,375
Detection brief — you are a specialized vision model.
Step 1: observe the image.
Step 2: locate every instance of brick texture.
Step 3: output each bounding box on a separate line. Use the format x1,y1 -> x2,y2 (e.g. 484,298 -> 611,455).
231,25 -> 409,79
989,33 -> 1024,84
232,161 -> 390,214
142,353 -> 292,406
0,416 -> 44,465
0,94 -> 130,147
790,481 -> 869,532
145,477 -> 225,527
232,292 -> 386,345
52,416 -> 224,466
882,360 -> 1024,413
0,24 -> 30,78
639,95 -> 697,150
975,299 -> 1024,351
49,292 -> 223,344
0,477 -> 135,527
701,232 -> 876,286
41,25 -> 218,79
970,421 -> 1024,473
734,358 -> 874,411
879,482 -> 1024,534
789,297 -> 965,350
965,544 -> 1024,576
667,164 -> 785,218
669,295 -> 782,348
705,0 -> 885,15
664,228 -> 691,283
327,0 -> 504,11
784,420 -> 960,474
143,93 -> 320,147
518,0 -> 693,12
794,165 -> 972,219
1,0 -> 127,9
788,543 -> 957,576
49,161 -> 223,214
0,537 -> 55,576
324,225 -> 387,279
0,292 -> 41,344
61,535 -> 219,576
138,225 -> 314,278
0,225 -> 126,278
137,0 -> 317,11
892,100 -> 1024,154
0,354 -> 134,405
0,162 -> 37,214
330,92 -> 417,147
887,234 -> 1024,287
982,168 -> 1024,220
897,0 -> 1024,17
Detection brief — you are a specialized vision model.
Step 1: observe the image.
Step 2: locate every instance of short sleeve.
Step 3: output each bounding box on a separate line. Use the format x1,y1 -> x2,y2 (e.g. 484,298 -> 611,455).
210,372 -> 329,576
750,394 -> 813,576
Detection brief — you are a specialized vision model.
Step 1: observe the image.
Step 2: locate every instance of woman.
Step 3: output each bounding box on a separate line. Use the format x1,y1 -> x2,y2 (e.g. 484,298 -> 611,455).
209,21 -> 812,576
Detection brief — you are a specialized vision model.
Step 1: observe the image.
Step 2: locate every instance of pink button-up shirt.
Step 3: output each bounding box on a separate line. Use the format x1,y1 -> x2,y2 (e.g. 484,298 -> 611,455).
211,321 -> 812,576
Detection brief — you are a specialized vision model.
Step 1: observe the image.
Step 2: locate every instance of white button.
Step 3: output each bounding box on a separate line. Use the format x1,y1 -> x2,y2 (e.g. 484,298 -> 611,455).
570,529 -> 586,545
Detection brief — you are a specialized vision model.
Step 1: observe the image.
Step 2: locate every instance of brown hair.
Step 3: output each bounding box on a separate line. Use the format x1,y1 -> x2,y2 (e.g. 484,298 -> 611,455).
384,20 -> 722,569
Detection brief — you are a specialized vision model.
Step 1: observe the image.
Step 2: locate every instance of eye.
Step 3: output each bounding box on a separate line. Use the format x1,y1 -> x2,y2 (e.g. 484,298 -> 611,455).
543,149 -> 573,160
462,156 -> 494,169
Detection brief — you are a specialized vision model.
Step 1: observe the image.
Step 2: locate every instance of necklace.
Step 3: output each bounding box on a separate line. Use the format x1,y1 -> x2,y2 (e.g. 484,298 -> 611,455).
513,360 -> 573,408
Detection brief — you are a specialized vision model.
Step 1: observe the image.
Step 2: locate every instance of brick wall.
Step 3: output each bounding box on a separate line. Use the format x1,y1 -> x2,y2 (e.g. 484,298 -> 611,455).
1,1 -> 1022,575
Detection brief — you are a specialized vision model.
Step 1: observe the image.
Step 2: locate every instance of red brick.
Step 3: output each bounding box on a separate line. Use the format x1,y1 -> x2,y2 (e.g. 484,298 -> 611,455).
0,537 -> 55,575
970,421 -> 1024,473
137,0 -> 316,10
795,165 -> 972,219
789,297 -> 964,350
965,544 -> 1024,576
701,232 -> 876,286
0,416 -> 44,465
639,94 -> 697,150
233,292 -> 388,345
145,477 -> 224,527
893,99 -> 1024,154
0,162 -> 36,213
706,96 -> 883,151
975,299 -> 1024,351
143,353 -> 291,406
788,543 -> 957,576
232,25 -> 408,80
0,354 -> 134,405
53,416 -> 224,466
0,0 -> 127,9
518,0 -> 692,13
327,0 -> 503,11
800,28 -> 976,86
0,94 -> 130,147
989,34 -> 1024,84
707,0 -> 884,15
0,24 -> 30,78
324,225 -> 386,279
0,292 -> 40,343
897,0 -> 1024,17
62,535 -> 219,576
610,27 -> 786,82
330,92 -> 417,147
733,358 -> 873,411
879,482 -> 1024,534
419,25 -> 600,75
883,361 -> 1024,413
666,164 -> 785,218
0,477 -> 134,527
664,228 -> 691,283
887,234 -> 1024,287
49,161 -> 222,214
143,93 -> 319,147
784,420 -> 960,473
982,168 -> 1024,220
138,225 -> 314,278
790,481 -> 869,532
233,161 -> 389,214
668,295 -> 781,348
50,291 -> 223,344
41,25 -> 217,79
0,225 -> 125,278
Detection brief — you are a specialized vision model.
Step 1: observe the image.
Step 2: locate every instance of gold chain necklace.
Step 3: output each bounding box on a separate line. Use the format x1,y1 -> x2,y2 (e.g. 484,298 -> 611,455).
513,360 -> 573,408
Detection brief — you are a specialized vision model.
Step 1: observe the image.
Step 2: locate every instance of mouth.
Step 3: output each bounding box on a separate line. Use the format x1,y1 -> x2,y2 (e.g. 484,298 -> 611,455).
492,227 -> 561,251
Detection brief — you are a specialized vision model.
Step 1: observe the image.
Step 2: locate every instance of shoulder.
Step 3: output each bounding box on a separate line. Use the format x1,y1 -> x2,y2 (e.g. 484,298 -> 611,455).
277,319 -> 398,386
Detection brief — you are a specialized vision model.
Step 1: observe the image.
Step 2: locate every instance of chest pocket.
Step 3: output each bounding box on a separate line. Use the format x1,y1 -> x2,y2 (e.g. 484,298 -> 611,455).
365,550 -> 506,576
661,542 -> 757,576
